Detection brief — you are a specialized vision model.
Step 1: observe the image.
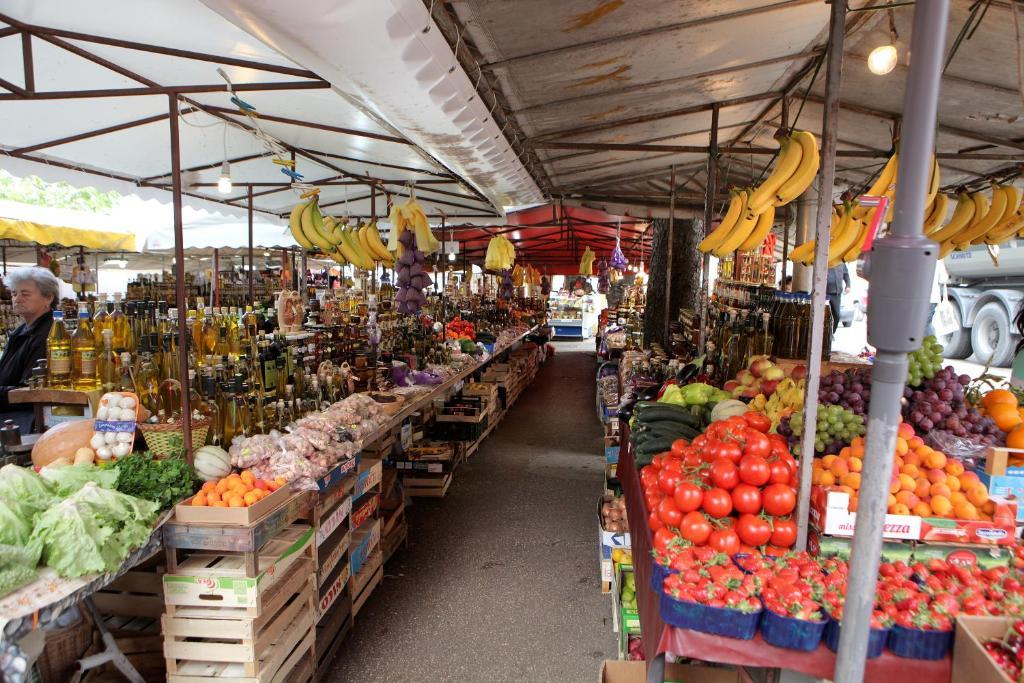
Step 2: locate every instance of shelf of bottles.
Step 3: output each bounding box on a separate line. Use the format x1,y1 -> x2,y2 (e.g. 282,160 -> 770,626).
716,252 -> 776,287
704,280 -> 831,386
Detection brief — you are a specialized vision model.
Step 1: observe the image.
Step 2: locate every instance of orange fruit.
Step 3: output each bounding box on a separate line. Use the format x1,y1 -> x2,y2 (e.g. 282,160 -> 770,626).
945,460 -> 965,476
901,464 -> 920,479
887,493 -> 897,507
912,502 -> 933,517
982,499 -> 997,516
909,435 -> 925,449
898,474 -> 916,491
898,422 -> 915,439
240,471 -> 255,485
841,472 -> 861,490
211,500 -> 228,507
959,471 -> 981,488
930,495 -> 953,517
192,493 -> 207,506
946,476 -> 961,493
839,447 -> 851,459
954,501 -> 979,520
914,478 -> 931,499
831,459 -> 850,477
923,450 -> 947,470
822,455 -> 838,469
950,491 -> 968,507
206,491 -> 222,504
1007,424 -> 1024,450
848,457 -> 863,473
895,438 -> 909,456
926,468 -> 947,484
201,481 -> 216,493
903,451 -> 921,467
890,503 -> 911,515
895,490 -> 919,508
243,492 -> 258,506
851,441 -> 865,458
252,488 -> 267,500
228,496 -> 246,508
819,471 -> 836,486
849,496 -> 859,512
966,485 -> 989,507
215,480 -> 230,494
989,403 -> 1023,432
982,388 -> 1018,410
274,477 -> 287,487
930,482 -> 952,499
254,479 -> 269,491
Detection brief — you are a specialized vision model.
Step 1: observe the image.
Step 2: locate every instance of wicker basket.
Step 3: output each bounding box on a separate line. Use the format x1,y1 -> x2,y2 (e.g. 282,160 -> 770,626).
36,609 -> 97,683
139,419 -> 210,457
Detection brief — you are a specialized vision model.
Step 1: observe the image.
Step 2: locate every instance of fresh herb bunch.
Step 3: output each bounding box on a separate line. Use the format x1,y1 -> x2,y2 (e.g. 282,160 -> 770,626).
112,450 -> 196,511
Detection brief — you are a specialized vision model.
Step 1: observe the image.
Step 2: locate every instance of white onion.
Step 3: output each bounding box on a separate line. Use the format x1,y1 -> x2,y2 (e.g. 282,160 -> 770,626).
111,442 -> 130,457
95,407 -> 109,420
104,394 -> 121,409
104,432 -> 117,444
96,446 -> 113,460
118,408 -> 136,421
115,432 -> 132,443
90,433 -> 106,449
119,396 -> 136,410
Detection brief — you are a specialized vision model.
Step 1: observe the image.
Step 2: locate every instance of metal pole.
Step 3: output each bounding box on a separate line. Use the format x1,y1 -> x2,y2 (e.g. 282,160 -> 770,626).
168,94 -> 192,460
698,104 -> 719,350
835,2 -> 949,680
212,248 -> 219,308
793,197 -> 813,291
300,249 -> 308,304
664,165 -> 676,346
440,216 -> 447,341
782,206 -> 790,288
796,0 -> 846,551
247,186 -> 254,303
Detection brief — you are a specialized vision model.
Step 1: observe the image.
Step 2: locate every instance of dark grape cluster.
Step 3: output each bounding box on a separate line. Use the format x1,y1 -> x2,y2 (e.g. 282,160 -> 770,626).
818,367 -> 873,417
902,366 -> 1003,445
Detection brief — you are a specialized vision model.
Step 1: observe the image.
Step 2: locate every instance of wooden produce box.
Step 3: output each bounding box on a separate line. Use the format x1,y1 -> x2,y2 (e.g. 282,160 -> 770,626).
381,504 -> 407,563
94,556 -> 166,621
163,525 -> 313,616
314,591 -> 352,681
163,557 -> 314,683
392,442 -> 457,474
351,548 -> 383,619
173,484 -> 294,526
403,472 -> 453,498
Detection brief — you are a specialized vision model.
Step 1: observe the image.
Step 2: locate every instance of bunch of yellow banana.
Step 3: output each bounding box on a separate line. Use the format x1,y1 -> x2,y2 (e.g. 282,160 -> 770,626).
788,202 -> 870,267
750,378 -> 805,430
357,221 -> 395,266
387,197 -> 442,256
512,264 -> 525,287
933,184 -> 1023,257
579,246 -> 596,275
524,264 -> 542,286
288,199 -> 337,253
697,130 -> 818,258
484,235 -> 515,271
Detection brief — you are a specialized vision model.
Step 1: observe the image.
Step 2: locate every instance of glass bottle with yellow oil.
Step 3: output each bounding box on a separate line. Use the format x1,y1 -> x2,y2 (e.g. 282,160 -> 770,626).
47,310 -> 72,389
72,302 -> 99,391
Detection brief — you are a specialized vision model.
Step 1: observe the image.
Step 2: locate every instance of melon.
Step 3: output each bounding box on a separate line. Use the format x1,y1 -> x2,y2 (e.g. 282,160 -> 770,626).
32,419 -> 96,468
193,445 -> 231,481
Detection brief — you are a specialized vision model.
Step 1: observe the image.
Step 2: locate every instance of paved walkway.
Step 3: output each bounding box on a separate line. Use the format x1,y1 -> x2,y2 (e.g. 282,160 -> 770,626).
328,341 -> 615,682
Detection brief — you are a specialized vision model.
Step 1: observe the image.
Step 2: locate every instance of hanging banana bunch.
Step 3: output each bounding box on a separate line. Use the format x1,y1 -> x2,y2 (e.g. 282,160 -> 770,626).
933,183 -> 1023,258
387,195 -> 442,257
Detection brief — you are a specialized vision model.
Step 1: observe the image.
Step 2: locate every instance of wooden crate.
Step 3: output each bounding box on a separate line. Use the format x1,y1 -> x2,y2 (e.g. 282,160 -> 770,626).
163,560 -> 315,683
403,473 -> 453,498
94,555 -> 165,621
351,549 -> 383,618
314,592 -> 352,680
381,505 -> 408,564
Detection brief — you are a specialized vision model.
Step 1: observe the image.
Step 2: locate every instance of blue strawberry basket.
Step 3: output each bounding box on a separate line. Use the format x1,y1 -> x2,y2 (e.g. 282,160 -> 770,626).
760,608 -> 826,651
888,625 -> 953,660
823,618 -> 888,659
659,593 -> 761,640
650,562 -> 671,592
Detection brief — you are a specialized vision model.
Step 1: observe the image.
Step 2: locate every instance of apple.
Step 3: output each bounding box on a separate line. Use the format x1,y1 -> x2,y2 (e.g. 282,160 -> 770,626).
740,387 -> 760,399
732,385 -> 746,398
760,379 -> 780,395
738,370 -> 756,387
763,366 -> 786,381
790,364 -> 808,381
723,380 -> 740,393
749,358 -> 774,378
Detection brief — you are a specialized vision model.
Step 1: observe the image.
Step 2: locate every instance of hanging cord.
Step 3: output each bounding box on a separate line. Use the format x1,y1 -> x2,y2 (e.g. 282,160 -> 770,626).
944,0 -> 992,72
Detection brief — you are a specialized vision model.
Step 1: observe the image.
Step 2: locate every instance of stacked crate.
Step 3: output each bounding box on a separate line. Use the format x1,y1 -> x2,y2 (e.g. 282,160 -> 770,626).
350,458 -> 383,619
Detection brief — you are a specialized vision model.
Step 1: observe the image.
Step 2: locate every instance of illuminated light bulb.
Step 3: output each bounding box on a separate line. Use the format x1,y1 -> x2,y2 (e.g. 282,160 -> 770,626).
867,45 -> 898,75
217,160 -> 232,194
448,252 -> 456,261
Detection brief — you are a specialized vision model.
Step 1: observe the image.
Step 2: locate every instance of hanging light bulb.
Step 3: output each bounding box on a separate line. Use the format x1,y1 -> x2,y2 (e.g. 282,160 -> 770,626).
867,44 -> 898,75
217,160 -> 233,194
868,8 -> 899,76
448,252 -> 456,262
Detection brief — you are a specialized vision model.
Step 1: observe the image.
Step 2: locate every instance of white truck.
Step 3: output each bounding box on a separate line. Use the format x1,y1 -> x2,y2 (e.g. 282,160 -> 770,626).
940,246 -> 1024,367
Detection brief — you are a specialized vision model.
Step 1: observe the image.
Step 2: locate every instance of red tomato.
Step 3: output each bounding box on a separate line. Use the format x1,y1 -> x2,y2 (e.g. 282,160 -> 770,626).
692,434 -> 708,449
742,429 -> 772,459
683,449 -> 703,467
658,469 -> 683,496
767,433 -> 789,447
670,439 -> 690,459
648,510 -> 665,532
644,489 -> 664,511
658,498 -> 683,528
732,484 -> 763,515
680,511 -> 712,545
770,518 -> 798,547
711,441 -> 743,465
738,455 -> 771,486
653,526 -> 678,553
702,487 -> 734,518
709,459 -> 740,490
651,453 -> 667,469
736,514 -> 772,547
768,458 -> 793,485
708,528 -> 741,555
661,458 -> 684,476
673,482 -> 704,513
743,411 -> 771,433
762,483 -> 797,516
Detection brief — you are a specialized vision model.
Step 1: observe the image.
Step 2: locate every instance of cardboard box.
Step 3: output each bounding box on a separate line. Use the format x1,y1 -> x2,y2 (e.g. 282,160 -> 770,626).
351,492 -> 379,529
614,565 -> 640,636
807,528 -> 913,562
912,541 -> 1013,570
350,518 -> 381,575
599,660 -> 739,683
173,484 -> 293,526
978,470 -> 1024,522
811,485 -> 1017,546
598,496 -> 631,550
953,615 -> 1014,683
314,456 -> 359,492
983,447 -> 1024,477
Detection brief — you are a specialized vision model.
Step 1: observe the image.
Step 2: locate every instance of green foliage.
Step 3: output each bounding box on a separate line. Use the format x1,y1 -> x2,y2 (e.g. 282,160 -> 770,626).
0,170 -> 122,213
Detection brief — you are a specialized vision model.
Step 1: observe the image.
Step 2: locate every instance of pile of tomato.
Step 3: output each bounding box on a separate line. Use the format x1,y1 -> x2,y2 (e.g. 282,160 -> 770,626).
444,316 -> 476,341
642,412 -> 800,558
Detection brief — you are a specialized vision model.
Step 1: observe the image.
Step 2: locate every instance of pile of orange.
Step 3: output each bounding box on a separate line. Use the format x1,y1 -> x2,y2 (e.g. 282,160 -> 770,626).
811,422 -> 997,521
981,388 -> 1024,448
190,470 -> 287,508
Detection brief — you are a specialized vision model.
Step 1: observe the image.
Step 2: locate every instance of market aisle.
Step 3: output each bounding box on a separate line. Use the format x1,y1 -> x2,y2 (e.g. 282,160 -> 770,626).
329,341 -> 616,682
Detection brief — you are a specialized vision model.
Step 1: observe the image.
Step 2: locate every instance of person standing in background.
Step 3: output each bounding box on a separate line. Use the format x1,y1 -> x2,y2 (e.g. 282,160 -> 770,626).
826,263 -> 850,334
926,259 -> 949,336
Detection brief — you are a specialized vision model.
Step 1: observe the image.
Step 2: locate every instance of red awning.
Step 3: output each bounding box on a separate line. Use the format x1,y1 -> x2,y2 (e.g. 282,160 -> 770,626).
447,205 -> 652,275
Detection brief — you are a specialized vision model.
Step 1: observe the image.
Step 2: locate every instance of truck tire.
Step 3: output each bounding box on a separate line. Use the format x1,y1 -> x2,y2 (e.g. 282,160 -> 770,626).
970,302 -> 1015,367
937,301 -> 971,359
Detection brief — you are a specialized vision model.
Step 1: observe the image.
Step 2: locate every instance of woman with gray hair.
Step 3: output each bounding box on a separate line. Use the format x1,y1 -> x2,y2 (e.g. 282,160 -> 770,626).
0,267 -> 60,429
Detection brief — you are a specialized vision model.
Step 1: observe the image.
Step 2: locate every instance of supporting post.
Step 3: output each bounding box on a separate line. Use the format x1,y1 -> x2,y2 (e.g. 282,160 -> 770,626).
664,165 -> 676,345
796,0 -> 847,551
698,104 -> 720,350
834,3 -> 949,681
168,94 -> 192,460
212,248 -> 219,308
247,186 -> 254,302
300,249 -> 308,304
781,206 -> 790,288
793,196 -> 813,291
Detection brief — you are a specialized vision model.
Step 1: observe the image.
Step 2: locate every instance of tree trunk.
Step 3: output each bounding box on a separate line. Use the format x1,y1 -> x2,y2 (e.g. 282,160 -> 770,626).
644,218 -> 703,348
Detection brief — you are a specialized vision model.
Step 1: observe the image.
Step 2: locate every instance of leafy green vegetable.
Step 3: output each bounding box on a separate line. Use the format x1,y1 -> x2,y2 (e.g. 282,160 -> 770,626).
112,453 -> 196,511
31,483 -> 157,578
0,542 -> 40,568
0,466 -> 56,517
0,497 -> 33,546
40,463 -> 119,496
0,564 -> 37,598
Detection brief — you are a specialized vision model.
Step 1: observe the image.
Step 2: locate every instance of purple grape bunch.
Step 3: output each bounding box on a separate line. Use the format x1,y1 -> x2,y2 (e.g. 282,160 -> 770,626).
817,367 -> 873,417
902,366 -> 1003,445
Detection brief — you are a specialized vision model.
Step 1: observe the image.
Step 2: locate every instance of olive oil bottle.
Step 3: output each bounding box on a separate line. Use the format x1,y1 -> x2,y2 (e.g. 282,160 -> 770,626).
47,310 -> 72,389
72,302 -> 99,391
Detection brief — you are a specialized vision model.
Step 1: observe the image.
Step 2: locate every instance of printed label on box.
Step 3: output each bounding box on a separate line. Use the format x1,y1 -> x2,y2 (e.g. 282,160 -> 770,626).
316,496 -> 352,547
318,563 -> 350,617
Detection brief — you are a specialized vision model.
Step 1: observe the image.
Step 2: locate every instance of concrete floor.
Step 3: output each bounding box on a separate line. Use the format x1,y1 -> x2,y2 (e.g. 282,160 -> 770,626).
328,341 -> 616,682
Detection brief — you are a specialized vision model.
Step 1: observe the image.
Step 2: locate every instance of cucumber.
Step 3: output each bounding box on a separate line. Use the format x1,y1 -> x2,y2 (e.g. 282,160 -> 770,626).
636,436 -> 676,456
635,423 -> 697,441
634,403 -> 702,428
